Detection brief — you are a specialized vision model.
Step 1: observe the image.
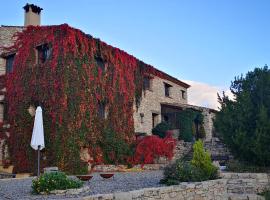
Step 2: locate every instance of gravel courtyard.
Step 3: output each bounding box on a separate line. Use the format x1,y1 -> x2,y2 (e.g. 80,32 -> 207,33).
0,171 -> 164,200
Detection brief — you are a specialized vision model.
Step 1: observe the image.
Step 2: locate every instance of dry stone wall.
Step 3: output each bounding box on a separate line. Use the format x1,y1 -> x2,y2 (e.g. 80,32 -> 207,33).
222,173 -> 270,195
83,179 -> 227,200
82,173 -> 269,200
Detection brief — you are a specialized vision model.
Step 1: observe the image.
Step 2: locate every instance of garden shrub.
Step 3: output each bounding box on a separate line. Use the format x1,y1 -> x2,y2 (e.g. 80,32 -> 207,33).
134,134 -> 176,165
152,122 -> 172,138
161,140 -> 218,185
191,140 -> 218,179
32,172 -> 83,194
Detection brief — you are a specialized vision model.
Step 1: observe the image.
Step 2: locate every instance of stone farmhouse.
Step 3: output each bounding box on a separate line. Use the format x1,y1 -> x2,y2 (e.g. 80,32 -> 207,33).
0,4 -> 217,167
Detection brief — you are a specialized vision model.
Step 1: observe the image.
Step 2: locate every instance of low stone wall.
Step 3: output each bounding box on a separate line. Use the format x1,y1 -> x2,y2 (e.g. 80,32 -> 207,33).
222,172 -> 270,194
93,164 -> 166,172
82,172 -> 270,200
83,179 -> 227,200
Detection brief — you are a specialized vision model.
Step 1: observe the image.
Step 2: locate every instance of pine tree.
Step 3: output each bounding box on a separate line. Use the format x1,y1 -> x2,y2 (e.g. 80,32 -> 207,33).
214,66 -> 270,166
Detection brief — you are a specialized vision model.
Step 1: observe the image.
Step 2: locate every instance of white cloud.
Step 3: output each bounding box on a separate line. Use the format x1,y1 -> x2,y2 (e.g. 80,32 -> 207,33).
184,80 -> 234,110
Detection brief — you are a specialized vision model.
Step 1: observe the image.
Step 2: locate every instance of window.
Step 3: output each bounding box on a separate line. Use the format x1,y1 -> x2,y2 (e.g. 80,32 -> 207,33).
152,113 -> 159,128
164,83 -> 172,97
3,101 -> 8,121
98,102 -> 106,119
181,90 -> 186,99
140,113 -> 144,123
0,103 -> 3,122
143,76 -> 152,91
36,44 -> 52,64
95,57 -> 105,72
5,54 -> 15,73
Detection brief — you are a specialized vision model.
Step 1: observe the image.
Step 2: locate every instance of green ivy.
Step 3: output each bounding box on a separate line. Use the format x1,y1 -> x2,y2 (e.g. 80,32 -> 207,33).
99,128 -> 133,165
176,109 -> 205,142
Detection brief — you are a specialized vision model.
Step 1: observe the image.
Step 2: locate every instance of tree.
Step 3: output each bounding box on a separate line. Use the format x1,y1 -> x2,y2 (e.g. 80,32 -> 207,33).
214,66 -> 270,166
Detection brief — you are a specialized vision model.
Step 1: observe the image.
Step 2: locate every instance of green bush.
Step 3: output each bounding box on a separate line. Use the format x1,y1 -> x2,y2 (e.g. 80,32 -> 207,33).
32,172 -> 83,194
161,140 -> 218,185
191,140 -> 218,179
259,190 -> 270,200
152,122 -> 172,138
264,191 -> 270,200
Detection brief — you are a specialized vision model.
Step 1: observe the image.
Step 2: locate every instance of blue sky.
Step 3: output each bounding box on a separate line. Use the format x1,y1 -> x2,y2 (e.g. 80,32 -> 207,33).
1,0 -> 270,107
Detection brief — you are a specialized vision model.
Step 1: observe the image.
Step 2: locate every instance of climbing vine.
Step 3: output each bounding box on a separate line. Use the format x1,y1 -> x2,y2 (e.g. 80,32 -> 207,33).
177,109 -> 205,142
0,24 -> 186,173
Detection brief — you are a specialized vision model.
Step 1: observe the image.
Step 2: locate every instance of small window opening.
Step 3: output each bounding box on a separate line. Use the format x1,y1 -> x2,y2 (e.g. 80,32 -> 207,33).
36,44 -> 52,64
143,76 -> 153,91
152,113 -> 159,128
140,113 -> 144,123
164,83 -> 172,97
181,90 -> 186,99
95,57 -> 105,72
5,54 -> 15,73
98,102 -> 106,119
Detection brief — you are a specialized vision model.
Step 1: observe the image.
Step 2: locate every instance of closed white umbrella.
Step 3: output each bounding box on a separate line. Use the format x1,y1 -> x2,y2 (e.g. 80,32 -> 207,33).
30,106 -> 45,176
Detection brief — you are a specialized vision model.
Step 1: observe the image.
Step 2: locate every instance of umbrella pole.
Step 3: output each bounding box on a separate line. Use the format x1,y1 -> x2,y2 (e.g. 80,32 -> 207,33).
37,145 -> 40,177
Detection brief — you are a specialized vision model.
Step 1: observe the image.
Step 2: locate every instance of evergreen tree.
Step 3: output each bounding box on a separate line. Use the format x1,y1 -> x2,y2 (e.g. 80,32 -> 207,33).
214,66 -> 270,166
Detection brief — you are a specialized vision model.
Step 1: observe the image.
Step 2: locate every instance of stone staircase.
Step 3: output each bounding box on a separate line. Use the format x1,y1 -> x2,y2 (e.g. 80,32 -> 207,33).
204,137 -> 233,165
222,173 -> 269,200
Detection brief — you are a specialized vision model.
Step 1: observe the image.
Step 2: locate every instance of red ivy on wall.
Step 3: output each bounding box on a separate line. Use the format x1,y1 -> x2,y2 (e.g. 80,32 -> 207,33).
0,24 -> 182,173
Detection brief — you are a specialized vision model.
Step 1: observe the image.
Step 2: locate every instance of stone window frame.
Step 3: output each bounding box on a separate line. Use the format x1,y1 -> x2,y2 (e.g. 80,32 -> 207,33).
143,76 -> 153,91
164,82 -> 172,98
140,113 -> 144,124
181,90 -> 186,99
3,53 -> 16,74
152,112 -> 159,128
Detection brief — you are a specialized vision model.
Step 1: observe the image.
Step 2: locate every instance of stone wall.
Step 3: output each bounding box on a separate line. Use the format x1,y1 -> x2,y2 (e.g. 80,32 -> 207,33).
0,26 -> 23,164
0,26 -> 23,121
172,140 -> 193,161
84,179 -> 227,200
133,76 -> 188,135
82,173 -> 269,200
222,173 -> 270,195
0,26 -> 23,75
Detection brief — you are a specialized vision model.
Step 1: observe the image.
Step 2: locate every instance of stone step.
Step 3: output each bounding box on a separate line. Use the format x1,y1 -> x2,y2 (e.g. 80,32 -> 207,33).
228,194 -> 265,200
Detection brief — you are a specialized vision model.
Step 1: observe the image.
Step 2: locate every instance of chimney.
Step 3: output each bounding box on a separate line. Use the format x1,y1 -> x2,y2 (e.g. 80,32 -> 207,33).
23,3 -> 43,26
